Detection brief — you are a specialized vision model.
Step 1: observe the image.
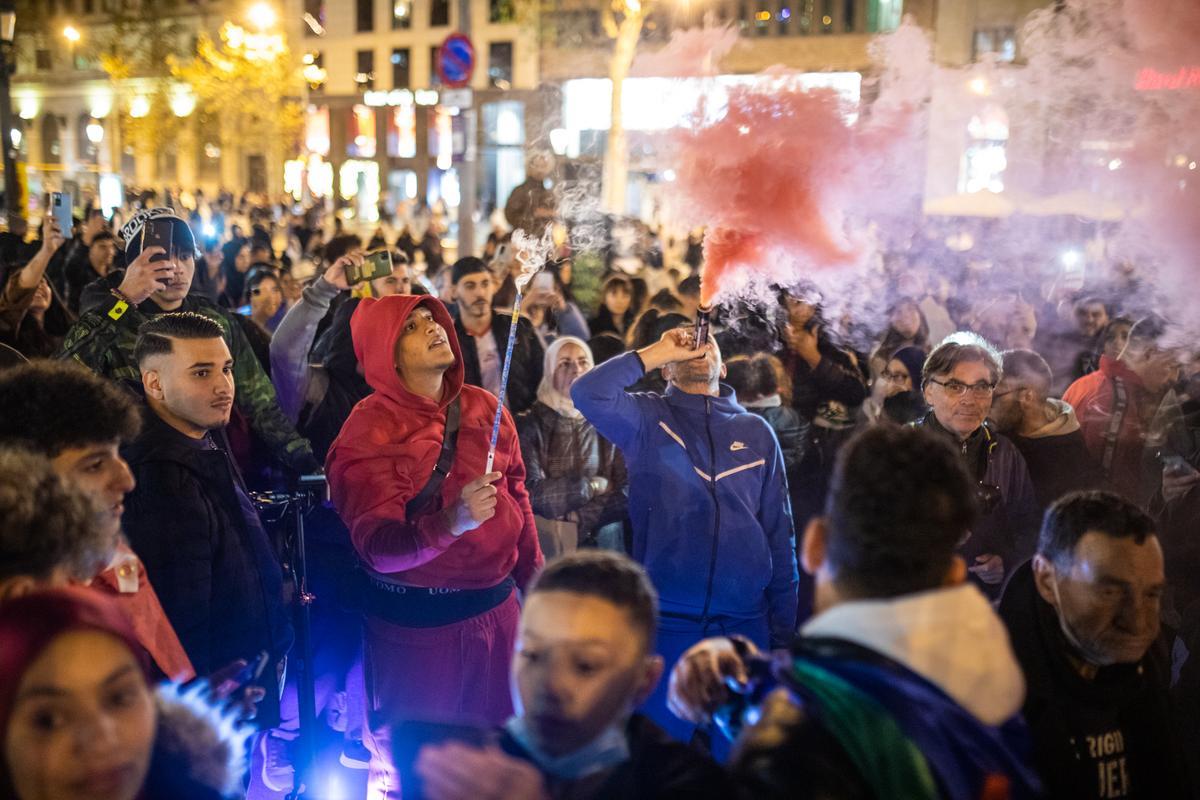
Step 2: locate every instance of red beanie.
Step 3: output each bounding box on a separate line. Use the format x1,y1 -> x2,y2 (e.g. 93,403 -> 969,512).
0,587 -> 151,751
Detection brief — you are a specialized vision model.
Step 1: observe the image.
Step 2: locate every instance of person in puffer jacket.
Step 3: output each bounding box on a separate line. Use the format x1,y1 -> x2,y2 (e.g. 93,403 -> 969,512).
571,324 -> 798,746
516,336 -> 628,556
0,587 -> 253,800
326,293 -> 543,799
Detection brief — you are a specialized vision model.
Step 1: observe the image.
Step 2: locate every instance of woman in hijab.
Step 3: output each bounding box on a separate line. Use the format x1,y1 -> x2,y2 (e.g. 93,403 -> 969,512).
515,337 -> 628,556
0,587 -> 250,800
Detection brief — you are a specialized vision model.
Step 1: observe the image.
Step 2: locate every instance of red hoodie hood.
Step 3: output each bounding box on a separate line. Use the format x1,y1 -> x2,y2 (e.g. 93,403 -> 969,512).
351,294 -> 465,411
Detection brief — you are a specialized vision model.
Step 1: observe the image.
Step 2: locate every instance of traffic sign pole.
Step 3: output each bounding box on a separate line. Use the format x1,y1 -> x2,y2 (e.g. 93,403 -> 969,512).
447,14 -> 476,257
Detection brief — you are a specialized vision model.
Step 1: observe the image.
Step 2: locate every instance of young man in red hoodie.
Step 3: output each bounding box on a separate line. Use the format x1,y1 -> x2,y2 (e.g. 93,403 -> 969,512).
327,293 -> 543,800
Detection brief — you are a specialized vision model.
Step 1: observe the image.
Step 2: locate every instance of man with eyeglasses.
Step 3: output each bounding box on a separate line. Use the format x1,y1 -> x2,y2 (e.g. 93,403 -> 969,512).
916,333 -> 1039,597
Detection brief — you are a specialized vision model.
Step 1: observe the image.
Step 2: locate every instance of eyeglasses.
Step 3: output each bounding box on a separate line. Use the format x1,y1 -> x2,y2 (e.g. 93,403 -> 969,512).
927,378 -> 997,398
992,387 -> 1021,400
880,369 -> 911,383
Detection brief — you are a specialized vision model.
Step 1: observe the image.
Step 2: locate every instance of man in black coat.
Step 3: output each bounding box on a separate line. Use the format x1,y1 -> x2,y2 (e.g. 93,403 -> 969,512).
997,491 -> 1196,799
121,311 -> 293,726
450,256 -> 543,414
990,349 -> 1107,511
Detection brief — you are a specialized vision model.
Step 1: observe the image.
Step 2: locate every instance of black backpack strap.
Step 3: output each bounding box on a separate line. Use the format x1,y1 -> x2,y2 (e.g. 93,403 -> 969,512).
1101,376 -> 1128,478
405,396 -> 461,519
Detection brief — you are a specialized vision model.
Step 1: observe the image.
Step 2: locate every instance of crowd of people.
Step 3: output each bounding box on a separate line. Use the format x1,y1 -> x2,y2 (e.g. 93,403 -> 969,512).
0,188 -> 1197,800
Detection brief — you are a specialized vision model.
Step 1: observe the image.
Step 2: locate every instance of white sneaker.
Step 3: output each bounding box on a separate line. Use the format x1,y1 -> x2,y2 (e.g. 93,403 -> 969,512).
255,730 -> 297,793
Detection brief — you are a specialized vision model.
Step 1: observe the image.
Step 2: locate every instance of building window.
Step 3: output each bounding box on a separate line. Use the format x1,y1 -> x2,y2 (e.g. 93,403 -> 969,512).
431,0 -> 450,27
356,0 -> 374,31
42,115 -> 64,164
973,27 -> 1017,62
356,50 -> 375,91
303,51 -> 325,91
488,42 -> 513,89
430,45 -> 442,86
392,0 -> 412,29
866,0 -> 903,33
959,105 -> 1009,194
391,48 -> 410,89
348,104 -> 378,159
36,49 -> 52,71
490,0 -> 515,23
304,0 -> 325,36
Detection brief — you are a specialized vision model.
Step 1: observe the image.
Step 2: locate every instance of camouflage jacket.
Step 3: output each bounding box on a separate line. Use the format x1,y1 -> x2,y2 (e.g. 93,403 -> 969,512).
58,273 -> 319,473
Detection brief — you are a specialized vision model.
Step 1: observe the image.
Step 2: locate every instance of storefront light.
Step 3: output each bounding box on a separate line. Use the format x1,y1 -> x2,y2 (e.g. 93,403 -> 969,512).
85,119 -> 105,144
130,96 -> 151,119
415,89 -> 439,107
17,96 -> 38,120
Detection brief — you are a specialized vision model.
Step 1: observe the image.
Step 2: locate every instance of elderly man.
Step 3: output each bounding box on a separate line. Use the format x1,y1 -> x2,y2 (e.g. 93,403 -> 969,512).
915,333 -> 1039,596
998,491 -> 1195,799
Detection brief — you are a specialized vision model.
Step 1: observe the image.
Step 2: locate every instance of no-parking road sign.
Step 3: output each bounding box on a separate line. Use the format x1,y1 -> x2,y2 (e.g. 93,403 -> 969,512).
437,33 -> 475,89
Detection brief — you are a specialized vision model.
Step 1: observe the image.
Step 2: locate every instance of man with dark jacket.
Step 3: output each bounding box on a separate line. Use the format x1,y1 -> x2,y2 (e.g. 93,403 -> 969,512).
57,208 -> 317,473
572,325 -> 798,744
123,312 -> 293,725
915,333 -> 1039,597
997,491 -> 1195,799
667,425 -> 1042,799
451,256 -> 543,414
413,550 -> 730,799
990,349 -> 1106,510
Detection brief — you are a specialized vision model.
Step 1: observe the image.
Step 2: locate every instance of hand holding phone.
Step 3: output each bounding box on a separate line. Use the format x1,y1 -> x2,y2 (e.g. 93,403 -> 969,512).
50,192 -> 73,239
345,249 -> 394,285
117,246 -> 175,304
140,219 -> 174,264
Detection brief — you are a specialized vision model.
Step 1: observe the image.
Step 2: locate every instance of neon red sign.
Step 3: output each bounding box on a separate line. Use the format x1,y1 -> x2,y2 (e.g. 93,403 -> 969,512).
1135,67 -> 1200,91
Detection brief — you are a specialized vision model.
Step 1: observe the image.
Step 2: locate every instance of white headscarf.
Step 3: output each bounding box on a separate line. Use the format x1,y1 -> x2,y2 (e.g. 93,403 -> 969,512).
536,336 -> 593,419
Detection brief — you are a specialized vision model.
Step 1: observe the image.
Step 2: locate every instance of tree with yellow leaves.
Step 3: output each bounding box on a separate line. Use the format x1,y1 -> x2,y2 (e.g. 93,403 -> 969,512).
169,21 -> 305,183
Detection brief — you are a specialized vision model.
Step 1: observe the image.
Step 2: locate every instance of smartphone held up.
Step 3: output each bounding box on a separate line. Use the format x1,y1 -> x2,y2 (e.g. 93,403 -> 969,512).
345,249 -> 395,286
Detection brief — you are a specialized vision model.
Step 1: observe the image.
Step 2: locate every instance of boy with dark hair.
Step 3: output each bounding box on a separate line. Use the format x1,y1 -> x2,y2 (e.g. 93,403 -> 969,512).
414,550 -> 729,800
669,425 -> 1041,799
124,311 -> 292,721
0,448 -> 114,600
998,491 -> 1194,799
0,360 -> 194,681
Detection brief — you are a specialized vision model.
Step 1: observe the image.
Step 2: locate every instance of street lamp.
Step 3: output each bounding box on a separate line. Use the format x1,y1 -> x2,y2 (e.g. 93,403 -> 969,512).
0,1 -> 19,221
62,25 -> 80,43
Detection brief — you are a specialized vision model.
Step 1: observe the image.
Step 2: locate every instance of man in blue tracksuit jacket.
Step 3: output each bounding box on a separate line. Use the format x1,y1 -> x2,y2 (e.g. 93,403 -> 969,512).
571,325 -> 799,745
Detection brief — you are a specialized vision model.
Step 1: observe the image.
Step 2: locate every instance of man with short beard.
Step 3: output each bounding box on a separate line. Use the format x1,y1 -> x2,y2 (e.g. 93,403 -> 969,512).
123,312 -> 292,725
990,349 -> 1106,511
450,256 -> 543,414
571,325 -> 798,744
